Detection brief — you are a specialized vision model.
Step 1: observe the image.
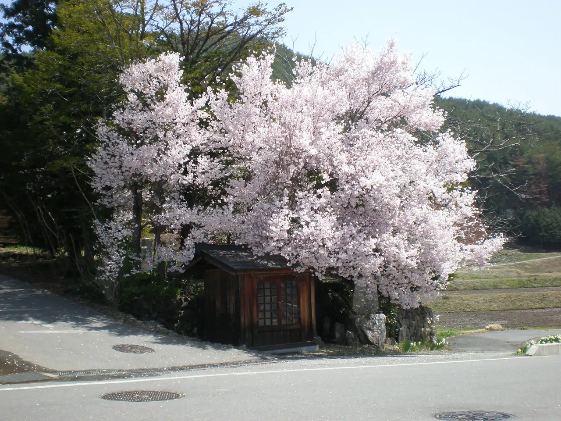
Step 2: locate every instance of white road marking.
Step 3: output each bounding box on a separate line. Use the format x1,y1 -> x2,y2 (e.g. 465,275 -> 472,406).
0,356 -> 535,392
18,330 -> 87,334
0,309 -> 41,312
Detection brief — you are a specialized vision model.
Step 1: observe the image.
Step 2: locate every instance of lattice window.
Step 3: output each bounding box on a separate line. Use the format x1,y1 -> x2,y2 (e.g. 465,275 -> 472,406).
257,278 -> 299,327
257,281 -> 278,326
280,279 -> 299,324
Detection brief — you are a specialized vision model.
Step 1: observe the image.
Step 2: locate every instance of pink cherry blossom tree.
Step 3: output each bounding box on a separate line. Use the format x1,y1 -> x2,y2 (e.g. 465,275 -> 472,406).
210,40 -> 504,308
90,41 -> 503,309
89,53 -> 221,303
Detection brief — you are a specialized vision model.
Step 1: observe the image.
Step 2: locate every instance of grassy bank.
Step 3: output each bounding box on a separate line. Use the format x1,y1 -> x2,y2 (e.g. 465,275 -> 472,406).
430,249 -> 561,321
432,289 -> 561,313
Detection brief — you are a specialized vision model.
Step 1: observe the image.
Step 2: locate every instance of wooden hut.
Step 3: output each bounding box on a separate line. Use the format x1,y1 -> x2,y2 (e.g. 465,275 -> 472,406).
189,244 -> 318,353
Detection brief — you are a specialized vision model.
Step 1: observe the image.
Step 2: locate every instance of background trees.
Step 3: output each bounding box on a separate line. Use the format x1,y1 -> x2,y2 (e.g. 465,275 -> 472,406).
438,98 -> 561,247
1,0 -> 559,310
0,0 -> 291,286
0,0 -> 58,69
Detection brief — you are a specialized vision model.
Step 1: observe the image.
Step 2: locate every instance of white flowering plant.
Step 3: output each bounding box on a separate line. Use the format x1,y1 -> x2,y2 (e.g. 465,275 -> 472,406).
517,334 -> 561,354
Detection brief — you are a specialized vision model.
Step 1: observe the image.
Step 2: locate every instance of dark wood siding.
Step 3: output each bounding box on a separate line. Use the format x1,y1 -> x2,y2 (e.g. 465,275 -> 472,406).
204,269 -> 240,345
239,274 -> 253,347
198,247 -> 317,350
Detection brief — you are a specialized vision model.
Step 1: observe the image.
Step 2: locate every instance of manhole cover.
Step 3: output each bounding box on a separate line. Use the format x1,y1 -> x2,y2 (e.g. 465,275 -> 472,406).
435,411 -> 514,420
101,390 -> 183,402
112,344 -> 155,354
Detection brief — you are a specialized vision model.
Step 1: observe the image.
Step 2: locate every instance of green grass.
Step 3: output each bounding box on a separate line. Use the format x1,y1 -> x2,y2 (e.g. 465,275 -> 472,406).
431,290 -> 561,313
487,249 -> 561,264
1,245 -> 45,254
435,327 -> 487,341
447,277 -> 561,291
454,256 -> 561,281
0,245 -> 52,258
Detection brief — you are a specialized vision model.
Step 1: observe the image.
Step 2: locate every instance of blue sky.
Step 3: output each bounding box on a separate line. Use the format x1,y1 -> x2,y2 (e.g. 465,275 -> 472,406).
236,0 -> 560,117
2,0 -> 559,116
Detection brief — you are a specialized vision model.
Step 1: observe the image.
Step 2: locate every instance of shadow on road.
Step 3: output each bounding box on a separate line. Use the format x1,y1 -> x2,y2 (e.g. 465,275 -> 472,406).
0,275 -> 257,354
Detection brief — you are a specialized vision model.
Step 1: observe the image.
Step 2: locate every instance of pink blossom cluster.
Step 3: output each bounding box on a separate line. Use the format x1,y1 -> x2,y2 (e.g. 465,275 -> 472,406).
90,41 -> 504,307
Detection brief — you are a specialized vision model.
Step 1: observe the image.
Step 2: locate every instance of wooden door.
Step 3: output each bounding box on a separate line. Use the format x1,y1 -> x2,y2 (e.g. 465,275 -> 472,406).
251,273 -> 311,348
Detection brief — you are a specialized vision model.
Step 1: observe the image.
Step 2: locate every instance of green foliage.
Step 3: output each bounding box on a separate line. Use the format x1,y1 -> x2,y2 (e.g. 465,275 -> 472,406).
0,0 -> 59,69
0,0 -> 150,264
314,277 -> 354,334
520,206 -> 561,246
62,280 -> 106,304
121,273 -> 182,308
119,272 -> 204,335
159,1 -> 291,96
270,43 -> 311,86
378,294 -> 400,339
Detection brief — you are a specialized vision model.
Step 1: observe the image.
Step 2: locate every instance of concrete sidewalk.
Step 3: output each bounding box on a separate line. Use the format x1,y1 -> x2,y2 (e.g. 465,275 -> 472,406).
0,275 -> 262,375
447,328 -> 561,353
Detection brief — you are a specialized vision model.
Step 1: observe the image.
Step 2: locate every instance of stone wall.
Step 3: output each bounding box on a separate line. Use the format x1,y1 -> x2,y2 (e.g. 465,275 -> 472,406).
396,306 -> 436,343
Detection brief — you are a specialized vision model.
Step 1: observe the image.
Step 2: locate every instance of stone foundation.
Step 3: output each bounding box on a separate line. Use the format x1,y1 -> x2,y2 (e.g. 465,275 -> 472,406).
396,306 -> 436,343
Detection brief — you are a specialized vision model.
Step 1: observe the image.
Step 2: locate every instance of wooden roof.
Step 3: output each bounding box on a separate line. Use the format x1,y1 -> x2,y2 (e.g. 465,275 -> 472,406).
192,244 -> 293,275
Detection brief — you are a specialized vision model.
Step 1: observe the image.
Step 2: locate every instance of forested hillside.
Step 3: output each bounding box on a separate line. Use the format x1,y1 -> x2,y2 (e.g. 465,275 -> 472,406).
436,97 -> 561,247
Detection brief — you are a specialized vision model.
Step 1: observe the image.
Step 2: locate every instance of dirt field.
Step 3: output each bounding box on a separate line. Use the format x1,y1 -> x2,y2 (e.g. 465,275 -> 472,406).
432,249 -> 561,329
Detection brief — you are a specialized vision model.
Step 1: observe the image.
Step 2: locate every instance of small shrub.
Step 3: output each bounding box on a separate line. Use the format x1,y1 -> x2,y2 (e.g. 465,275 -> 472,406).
398,339 -> 447,353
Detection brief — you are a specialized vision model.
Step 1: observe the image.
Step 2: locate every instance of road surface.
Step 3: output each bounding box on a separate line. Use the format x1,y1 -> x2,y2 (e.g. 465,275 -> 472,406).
2,274 -> 561,420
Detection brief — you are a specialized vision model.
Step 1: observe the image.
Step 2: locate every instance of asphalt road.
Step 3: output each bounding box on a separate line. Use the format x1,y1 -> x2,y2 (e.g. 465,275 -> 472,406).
448,328 -> 561,353
1,353 -> 561,420
3,274 -> 561,420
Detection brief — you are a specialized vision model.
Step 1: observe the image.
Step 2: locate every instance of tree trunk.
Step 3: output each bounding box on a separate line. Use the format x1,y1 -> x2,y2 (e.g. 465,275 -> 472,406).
154,224 -> 166,283
352,284 -> 385,348
180,223 -> 192,248
131,185 -> 143,258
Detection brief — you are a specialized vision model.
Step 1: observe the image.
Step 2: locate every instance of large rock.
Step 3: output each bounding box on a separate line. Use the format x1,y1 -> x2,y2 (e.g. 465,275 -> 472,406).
352,284 -> 385,348
356,313 -> 386,349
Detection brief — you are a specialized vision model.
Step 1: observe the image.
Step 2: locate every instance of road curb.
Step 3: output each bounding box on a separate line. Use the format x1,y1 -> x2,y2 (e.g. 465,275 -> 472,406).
526,343 -> 561,356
